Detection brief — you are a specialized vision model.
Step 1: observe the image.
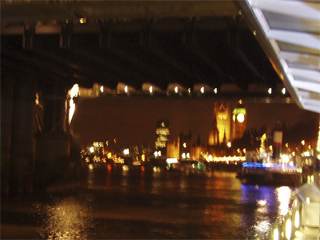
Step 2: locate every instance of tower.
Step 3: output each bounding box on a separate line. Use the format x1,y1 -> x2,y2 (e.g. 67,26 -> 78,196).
208,113 -> 219,145
232,100 -> 247,140
155,120 -> 170,157
212,102 -> 231,144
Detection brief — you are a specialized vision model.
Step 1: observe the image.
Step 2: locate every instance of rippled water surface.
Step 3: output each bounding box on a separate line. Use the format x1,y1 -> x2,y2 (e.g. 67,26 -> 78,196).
3,164 -> 297,239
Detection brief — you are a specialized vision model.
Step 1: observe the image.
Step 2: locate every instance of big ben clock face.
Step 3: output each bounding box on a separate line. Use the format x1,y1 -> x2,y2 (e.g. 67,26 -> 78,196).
237,113 -> 245,123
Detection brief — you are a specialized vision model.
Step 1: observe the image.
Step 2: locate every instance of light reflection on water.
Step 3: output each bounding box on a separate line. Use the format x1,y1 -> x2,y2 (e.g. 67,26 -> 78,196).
276,186 -> 292,216
241,184 -> 293,238
37,196 -> 94,240
34,165 -> 296,239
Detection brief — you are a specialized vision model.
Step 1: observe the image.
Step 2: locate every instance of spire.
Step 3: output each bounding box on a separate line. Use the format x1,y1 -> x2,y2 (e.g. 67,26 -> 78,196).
208,112 -> 220,145
223,129 -> 227,145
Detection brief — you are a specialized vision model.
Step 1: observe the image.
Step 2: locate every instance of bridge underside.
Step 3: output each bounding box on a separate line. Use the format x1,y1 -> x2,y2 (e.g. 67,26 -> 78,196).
1,1 -> 284,98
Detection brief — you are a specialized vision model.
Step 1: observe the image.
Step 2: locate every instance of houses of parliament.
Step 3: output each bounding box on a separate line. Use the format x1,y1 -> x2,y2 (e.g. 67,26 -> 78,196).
165,100 -> 247,160
208,100 -> 247,146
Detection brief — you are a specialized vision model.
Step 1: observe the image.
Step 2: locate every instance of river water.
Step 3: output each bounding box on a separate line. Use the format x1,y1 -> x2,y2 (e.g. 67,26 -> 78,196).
2,163 -> 298,239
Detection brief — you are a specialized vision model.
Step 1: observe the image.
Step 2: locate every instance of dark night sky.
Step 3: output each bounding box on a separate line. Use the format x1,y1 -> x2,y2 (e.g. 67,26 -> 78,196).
72,96 -> 318,148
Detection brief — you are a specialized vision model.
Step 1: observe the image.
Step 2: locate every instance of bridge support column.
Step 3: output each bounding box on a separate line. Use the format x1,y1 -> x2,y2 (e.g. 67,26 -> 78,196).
35,86 -> 70,191
9,72 -> 37,195
1,74 -> 15,196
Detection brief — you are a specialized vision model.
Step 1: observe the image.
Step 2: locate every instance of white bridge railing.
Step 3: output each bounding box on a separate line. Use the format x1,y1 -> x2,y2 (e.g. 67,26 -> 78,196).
258,182 -> 320,240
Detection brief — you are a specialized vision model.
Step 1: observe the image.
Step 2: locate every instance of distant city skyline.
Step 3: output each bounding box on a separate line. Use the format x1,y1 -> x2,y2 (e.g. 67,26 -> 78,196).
72,96 -> 318,148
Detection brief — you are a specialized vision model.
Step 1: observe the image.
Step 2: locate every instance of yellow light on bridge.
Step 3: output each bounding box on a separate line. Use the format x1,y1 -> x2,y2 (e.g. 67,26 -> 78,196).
200,87 -> 204,94
35,93 -> 40,105
68,84 -> 80,124
282,88 -> 286,94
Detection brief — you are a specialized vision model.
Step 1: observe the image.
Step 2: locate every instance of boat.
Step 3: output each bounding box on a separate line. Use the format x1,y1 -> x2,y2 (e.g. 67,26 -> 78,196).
166,158 -> 210,175
237,162 -> 299,186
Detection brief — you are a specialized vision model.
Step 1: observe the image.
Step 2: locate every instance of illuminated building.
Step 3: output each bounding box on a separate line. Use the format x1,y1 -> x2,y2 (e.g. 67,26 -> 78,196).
167,135 -> 205,161
155,120 -> 170,157
208,114 -> 219,145
91,142 -> 104,156
167,137 -> 180,159
179,132 -> 192,160
191,144 -> 206,161
209,103 -> 231,145
232,100 -> 247,140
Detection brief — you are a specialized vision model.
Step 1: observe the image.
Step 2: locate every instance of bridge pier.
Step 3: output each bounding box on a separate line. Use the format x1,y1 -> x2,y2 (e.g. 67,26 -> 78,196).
1,71 -> 37,195
1,74 -> 15,196
34,85 -> 71,192
1,69 -> 76,195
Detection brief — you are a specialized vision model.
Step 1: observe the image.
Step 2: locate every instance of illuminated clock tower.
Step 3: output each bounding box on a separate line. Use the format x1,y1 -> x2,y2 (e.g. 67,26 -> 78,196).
232,100 -> 247,140
209,102 -> 231,145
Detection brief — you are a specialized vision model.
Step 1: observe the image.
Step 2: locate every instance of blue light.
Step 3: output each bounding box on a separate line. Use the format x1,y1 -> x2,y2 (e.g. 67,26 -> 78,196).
242,162 -> 297,170
243,162 -> 264,168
